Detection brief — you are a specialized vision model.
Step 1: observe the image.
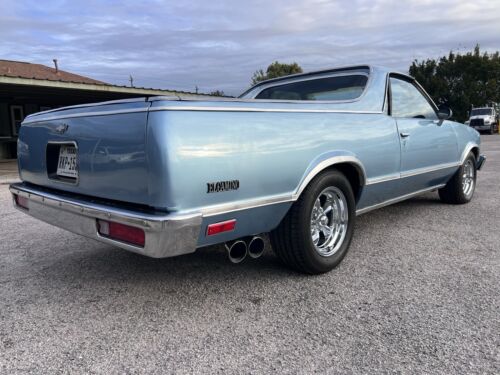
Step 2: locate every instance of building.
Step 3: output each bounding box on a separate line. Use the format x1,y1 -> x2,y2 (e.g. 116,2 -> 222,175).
0,59 -> 211,159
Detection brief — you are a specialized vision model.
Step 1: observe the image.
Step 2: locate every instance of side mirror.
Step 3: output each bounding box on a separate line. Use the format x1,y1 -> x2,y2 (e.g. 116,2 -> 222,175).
437,105 -> 452,120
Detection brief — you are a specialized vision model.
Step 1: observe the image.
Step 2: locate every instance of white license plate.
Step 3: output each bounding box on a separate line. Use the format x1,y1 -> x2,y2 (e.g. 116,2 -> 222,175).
57,145 -> 78,178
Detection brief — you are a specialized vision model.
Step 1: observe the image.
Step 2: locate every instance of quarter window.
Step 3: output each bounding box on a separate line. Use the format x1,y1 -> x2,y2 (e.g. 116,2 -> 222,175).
255,74 -> 368,101
390,78 -> 437,119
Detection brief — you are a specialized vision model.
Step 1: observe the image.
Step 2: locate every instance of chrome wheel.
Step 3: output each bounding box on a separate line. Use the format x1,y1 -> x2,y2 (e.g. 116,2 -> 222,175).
310,186 -> 348,257
462,159 -> 475,197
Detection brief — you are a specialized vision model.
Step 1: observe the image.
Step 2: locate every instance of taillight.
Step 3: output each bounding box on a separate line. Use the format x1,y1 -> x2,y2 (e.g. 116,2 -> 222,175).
97,219 -> 145,247
14,194 -> 29,210
206,219 -> 236,236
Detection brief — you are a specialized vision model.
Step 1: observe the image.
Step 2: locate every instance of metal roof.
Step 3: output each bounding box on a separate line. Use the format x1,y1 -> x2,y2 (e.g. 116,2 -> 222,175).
0,59 -> 213,97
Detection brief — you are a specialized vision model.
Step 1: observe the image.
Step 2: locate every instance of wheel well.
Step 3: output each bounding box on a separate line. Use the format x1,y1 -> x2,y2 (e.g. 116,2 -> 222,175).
325,163 -> 363,203
471,147 -> 479,161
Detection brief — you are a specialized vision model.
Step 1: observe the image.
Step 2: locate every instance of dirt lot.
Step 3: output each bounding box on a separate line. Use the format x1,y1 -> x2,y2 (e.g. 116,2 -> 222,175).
0,136 -> 498,374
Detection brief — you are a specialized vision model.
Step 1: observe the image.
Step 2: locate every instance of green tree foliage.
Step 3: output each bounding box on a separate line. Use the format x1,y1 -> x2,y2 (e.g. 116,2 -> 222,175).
409,45 -> 500,122
252,61 -> 303,85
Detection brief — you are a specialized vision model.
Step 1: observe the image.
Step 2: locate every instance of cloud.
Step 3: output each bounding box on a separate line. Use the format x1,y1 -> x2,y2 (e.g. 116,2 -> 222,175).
0,0 -> 499,95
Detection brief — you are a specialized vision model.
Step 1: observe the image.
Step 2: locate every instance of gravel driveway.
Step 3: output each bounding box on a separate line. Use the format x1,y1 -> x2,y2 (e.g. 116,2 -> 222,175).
0,136 -> 498,374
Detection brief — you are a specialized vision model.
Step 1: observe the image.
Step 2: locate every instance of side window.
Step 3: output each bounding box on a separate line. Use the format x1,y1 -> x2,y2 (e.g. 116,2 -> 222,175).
390,78 -> 437,119
255,74 -> 368,101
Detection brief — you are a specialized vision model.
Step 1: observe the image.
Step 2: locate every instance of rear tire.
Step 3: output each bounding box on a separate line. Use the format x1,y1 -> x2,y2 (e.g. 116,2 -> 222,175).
270,170 -> 355,274
438,152 -> 476,204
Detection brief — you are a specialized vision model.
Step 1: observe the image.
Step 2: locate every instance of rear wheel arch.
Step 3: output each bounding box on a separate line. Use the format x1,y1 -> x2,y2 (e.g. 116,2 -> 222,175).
294,154 -> 366,205
322,163 -> 363,203
272,156 -> 364,239
460,142 -> 480,165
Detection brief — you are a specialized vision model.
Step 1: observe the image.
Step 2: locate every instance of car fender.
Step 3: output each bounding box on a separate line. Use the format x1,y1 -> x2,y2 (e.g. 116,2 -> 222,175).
293,150 -> 367,200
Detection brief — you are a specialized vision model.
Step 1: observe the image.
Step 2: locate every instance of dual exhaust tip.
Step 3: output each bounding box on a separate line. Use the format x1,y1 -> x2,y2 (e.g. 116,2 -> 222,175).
225,236 -> 265,264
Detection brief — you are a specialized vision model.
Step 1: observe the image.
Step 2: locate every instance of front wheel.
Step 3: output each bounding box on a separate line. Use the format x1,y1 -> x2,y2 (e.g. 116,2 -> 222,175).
270,170 -> 355,274
439,152 -> 477,204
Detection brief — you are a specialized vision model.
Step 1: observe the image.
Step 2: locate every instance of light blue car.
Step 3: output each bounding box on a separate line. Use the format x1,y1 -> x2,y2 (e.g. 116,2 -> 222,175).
10,65 -> 485,274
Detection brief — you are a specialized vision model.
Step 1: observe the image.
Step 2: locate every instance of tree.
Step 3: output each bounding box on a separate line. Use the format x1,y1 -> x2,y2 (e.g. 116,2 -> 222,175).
252,61 -> 303,85
209,90 -> 226,97
409,45 -> 500,122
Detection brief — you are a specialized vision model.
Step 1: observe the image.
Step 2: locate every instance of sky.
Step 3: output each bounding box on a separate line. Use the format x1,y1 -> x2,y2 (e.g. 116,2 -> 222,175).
1,0 -> 499,96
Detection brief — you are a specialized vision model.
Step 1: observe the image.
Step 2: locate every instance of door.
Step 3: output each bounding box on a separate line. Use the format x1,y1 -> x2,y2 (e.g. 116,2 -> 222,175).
389,76 -> 458,194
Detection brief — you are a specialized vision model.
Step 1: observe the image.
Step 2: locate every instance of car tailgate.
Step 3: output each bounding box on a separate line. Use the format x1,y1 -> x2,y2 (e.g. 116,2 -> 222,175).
17,99 -> 153,206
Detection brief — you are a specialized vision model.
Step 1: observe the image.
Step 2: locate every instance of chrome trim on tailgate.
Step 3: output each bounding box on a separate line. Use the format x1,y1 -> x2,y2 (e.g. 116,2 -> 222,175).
22,108 -> 149,124
9,183 -> 202,258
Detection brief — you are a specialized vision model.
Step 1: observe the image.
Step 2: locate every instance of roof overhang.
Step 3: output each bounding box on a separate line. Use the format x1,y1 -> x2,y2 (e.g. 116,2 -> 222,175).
0,76 -> 212,98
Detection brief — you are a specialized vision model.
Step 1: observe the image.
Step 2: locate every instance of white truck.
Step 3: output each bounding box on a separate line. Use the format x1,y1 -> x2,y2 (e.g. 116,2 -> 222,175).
468,105 -> 499,134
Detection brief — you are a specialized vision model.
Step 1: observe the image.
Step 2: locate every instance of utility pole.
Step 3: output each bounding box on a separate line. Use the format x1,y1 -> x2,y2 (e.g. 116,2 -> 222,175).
129,75 -> 134,87
195,85 -> 199,94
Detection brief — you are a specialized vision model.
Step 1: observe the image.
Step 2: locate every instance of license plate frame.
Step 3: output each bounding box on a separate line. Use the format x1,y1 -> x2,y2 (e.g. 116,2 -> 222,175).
56,144 -> 78,179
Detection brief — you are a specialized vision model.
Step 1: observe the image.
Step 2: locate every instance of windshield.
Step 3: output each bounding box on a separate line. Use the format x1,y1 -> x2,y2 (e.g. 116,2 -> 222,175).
471,108 -> 493,116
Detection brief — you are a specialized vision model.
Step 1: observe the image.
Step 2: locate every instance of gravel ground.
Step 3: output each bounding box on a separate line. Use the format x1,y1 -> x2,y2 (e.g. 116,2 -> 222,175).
0,136 -> 499,374
0,160 -> 19,184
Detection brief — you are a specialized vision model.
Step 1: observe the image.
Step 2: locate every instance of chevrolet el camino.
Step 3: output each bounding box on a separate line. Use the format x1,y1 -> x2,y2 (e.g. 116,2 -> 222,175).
10,65 -> 485,274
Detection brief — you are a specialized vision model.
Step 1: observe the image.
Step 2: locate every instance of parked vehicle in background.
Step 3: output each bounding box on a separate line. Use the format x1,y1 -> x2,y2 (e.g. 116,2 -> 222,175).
468,105 -> 499,134
10,65 -> 486,274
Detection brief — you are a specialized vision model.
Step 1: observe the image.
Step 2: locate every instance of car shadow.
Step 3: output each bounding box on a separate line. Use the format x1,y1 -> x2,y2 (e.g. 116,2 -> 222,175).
38,236 -> 303,288
36,193 -> 444,289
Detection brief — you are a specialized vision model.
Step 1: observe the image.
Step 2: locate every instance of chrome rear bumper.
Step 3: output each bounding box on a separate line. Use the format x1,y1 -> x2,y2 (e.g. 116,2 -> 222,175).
9,183 -> 202,258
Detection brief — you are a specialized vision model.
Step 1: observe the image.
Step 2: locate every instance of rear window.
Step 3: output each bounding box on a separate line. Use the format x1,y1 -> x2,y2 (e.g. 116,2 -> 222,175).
254,74 -> 368,101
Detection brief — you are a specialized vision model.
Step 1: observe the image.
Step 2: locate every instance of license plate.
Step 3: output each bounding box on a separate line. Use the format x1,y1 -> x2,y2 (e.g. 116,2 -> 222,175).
57,145 -> 78,178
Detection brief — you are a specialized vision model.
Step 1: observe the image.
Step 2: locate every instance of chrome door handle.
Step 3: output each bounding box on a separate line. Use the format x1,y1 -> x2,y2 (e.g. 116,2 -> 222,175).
400,132 -> 410,138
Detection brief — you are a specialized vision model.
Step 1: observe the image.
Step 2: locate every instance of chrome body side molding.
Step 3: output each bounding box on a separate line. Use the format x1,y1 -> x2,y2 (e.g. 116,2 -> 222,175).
365,162 -> 460,185
200,193 -> 293,217
399,162 -> 460,179
365,173 -> 400,185
356,184 -> 446,215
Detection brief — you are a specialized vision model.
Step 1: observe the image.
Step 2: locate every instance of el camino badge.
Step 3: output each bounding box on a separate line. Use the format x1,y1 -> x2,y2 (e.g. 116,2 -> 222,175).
207,180 -> 240,193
